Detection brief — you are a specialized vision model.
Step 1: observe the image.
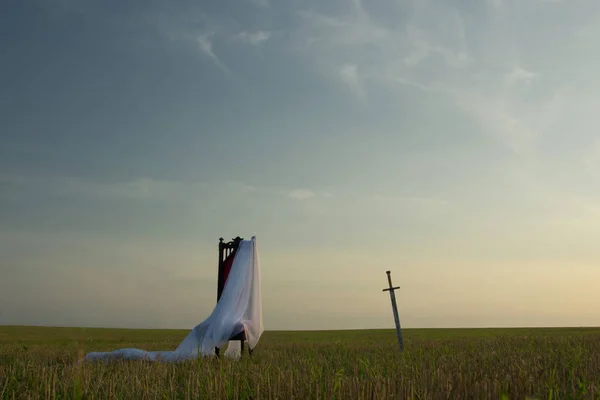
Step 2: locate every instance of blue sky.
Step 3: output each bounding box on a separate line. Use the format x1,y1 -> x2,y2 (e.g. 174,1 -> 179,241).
1,0 -> 599,330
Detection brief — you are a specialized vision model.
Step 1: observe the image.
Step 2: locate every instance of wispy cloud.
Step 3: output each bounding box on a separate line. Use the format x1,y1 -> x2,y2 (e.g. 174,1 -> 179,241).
197,34 -> 231,73
249,0 -> 269,8
287,189 -> 318,200
401,23 -> 471,69
372,194 -> 449,209
487,0 -> 504,8
289,0 -> 568,160
236,30 -> 271,46
220,181 -> 258,193
339,64 -> 364,97
505,66 -> 539,85
0,175 -> 261,204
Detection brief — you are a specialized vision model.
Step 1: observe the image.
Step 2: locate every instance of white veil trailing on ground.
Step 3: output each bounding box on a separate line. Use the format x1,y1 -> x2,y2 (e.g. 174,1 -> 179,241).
83,236 -> 263,362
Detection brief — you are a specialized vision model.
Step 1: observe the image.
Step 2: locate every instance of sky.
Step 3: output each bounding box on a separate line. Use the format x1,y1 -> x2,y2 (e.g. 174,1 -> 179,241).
1,0 -> 599,331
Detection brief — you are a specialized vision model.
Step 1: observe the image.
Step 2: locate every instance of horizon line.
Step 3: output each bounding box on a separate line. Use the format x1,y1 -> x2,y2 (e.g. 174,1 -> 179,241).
2,324 -> 599,331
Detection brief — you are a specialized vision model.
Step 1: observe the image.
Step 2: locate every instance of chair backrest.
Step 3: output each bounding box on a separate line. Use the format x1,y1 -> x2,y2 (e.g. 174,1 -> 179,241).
217,236 -> 244,301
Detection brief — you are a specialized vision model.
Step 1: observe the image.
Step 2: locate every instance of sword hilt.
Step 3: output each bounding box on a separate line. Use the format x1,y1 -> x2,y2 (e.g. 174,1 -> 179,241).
383,270 -> 400,291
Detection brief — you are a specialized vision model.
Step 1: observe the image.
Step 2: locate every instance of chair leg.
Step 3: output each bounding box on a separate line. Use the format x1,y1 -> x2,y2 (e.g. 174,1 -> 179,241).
240,340 -> 245,355
215,347 -> 220,358
248,346 -> 253,357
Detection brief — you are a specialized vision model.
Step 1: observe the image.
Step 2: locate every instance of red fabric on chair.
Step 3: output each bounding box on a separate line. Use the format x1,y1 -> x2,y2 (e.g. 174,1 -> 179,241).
221,253 -> 235,295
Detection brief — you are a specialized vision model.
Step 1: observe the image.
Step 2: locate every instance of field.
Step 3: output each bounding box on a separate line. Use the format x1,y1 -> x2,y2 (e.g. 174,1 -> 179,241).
1,326 -> 599,399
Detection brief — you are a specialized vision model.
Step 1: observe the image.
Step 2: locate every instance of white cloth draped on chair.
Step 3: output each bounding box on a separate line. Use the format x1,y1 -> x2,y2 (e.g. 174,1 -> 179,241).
83,236 -> 263,362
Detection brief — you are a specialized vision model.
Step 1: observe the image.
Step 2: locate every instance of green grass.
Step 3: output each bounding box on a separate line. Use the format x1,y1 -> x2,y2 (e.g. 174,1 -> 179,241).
1,326 -> 599,399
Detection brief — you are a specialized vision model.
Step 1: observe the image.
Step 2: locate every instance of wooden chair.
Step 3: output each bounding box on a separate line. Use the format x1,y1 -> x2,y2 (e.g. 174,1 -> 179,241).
214,236 -> 253,358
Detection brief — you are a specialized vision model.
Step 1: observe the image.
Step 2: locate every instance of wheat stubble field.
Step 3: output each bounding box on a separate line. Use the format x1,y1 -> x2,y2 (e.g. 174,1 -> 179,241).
0,326 -> 599,399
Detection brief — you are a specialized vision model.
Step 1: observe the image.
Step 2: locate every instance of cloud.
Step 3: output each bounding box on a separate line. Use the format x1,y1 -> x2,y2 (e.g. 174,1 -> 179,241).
446,86 -> 542,158
339,64 -> 364,97
221,181 -> 258,193
401,23 -> 471,69
295,5 -> 390,51
0,175 -> 260,204
249,0 -> 269,8
372,194 -> 449,209
289,0 -> 575,161
487,0 -> 503,8
505,66 -> 539,85
196,34 -> 231,73
236,30 -> 272,46
287,189 -> 318,200
291,0 -> 471,96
